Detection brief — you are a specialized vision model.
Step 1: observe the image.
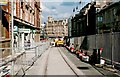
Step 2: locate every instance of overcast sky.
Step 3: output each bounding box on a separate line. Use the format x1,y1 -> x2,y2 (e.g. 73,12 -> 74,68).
41,0 -> 91,24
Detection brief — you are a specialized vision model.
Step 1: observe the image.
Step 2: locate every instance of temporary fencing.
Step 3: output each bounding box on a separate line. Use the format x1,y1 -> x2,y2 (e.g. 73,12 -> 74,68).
0,41 -> 50,76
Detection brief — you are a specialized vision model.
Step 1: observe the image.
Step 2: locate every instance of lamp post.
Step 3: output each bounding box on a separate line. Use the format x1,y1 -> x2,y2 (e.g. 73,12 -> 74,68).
11,0 -> 14,75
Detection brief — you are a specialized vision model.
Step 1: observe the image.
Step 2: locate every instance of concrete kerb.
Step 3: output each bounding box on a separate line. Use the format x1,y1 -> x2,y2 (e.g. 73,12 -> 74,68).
58,48 -> 85,75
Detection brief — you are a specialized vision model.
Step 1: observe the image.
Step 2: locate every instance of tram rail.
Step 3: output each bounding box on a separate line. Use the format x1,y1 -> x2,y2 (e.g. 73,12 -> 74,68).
42,47 -> 84,76
57,47 -> 80,77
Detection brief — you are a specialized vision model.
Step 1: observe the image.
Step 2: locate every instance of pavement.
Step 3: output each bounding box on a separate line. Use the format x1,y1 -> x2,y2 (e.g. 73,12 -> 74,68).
45,47 -> 77,75
3,45 -> 119,77
61,47 -> 120,77
25,47 -> 82,75
0,42 -> 50,77
25,46 -> 103,76
60,47 -> 102,75
1,41 -> 118,76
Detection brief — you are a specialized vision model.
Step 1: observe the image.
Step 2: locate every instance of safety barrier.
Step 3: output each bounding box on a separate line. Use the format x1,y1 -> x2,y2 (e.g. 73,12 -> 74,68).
0,41 -> 50,76
74,32 -> 120,69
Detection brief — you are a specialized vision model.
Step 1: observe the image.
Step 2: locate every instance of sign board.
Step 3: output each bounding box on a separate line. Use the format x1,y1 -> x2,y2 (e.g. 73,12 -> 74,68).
19,28 -> 30,33
97,16 -> 103,22
0,1 -> 7,5
33,30 -> 36,33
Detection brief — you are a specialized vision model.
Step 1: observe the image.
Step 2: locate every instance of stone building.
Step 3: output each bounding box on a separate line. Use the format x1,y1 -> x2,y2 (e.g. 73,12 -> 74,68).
45,17 -> 68,38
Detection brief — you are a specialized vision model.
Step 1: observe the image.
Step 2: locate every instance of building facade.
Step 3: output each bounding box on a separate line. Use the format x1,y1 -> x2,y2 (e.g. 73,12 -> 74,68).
0,1 -> 10,58
45,17 -> 68,38
96,0 -> 120,33
0,0 -> 41,58
70,1 -> 120,64
71,2 -> 96,37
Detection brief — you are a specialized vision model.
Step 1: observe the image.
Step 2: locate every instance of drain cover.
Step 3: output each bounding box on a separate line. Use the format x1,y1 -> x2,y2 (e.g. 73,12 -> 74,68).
77,67 -> 89,70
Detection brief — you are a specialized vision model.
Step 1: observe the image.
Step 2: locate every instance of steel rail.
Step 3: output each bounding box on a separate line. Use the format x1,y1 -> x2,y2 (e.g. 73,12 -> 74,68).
57,47 -> 80,77
44,48 -> 51,76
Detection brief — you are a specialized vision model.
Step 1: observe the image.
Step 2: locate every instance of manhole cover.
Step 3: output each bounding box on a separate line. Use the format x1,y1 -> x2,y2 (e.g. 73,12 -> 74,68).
77,67 -> 89,70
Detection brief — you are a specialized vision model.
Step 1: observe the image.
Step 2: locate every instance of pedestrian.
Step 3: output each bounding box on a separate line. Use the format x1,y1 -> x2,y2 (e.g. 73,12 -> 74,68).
14,39 -> 17,47
27,40 -> 31,47
24,39 -> 27,47
71,43 -> 74,48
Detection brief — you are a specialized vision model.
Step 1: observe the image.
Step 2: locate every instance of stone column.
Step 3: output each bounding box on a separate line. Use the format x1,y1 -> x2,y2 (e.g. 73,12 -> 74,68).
18,32 -> 20,52
30,32 -> 33,46
21,32 -> 24,51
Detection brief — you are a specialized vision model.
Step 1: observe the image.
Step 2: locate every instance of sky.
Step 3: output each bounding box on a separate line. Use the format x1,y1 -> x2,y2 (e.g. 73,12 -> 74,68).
41,0 -> 91,24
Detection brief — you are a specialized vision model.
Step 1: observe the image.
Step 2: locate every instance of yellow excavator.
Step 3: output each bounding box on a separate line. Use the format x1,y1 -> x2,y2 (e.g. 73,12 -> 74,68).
54,38 -> 64,47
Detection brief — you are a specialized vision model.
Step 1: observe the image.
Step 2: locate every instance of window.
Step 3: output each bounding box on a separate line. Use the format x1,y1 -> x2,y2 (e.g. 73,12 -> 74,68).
97,16 -> 103,22
13,2 -> 16,16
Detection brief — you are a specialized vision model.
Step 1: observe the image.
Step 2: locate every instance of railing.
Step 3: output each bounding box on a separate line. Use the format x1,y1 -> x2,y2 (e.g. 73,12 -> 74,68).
0,41 -> 50,76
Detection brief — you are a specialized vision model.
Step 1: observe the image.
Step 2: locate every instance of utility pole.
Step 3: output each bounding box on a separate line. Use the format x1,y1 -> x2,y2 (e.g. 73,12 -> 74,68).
11,0 -> 14,75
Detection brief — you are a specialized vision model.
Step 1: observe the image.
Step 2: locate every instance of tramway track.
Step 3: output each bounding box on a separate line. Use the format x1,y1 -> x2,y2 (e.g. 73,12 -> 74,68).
24,43 -> 83,76
43,47 -> 51,76
57,47 -> 80,77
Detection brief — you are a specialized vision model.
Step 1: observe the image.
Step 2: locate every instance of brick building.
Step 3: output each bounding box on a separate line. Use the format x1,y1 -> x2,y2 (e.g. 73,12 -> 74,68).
0,0 -> 41,58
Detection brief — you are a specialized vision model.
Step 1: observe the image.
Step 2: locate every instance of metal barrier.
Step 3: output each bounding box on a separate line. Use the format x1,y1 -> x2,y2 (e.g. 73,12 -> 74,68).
0,41 -> 50,76
74,32 -> 120,65
87,32 -> 120,63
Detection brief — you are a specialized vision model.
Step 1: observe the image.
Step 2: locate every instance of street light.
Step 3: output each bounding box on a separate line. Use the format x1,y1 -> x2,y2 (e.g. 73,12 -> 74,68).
11,0 -> 14,75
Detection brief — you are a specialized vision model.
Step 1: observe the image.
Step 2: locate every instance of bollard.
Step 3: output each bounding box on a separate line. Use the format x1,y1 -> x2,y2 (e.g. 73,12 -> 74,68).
92,49 -> 100,64
97,49 -> 100,64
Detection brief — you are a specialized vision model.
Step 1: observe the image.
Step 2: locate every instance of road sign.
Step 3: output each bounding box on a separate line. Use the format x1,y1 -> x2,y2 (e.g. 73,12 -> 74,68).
33,30 -> 36,33
19,28 -> 31,33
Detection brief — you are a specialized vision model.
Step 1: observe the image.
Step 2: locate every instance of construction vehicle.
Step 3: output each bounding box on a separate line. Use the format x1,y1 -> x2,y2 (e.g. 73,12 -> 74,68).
54,38 -> 64,47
